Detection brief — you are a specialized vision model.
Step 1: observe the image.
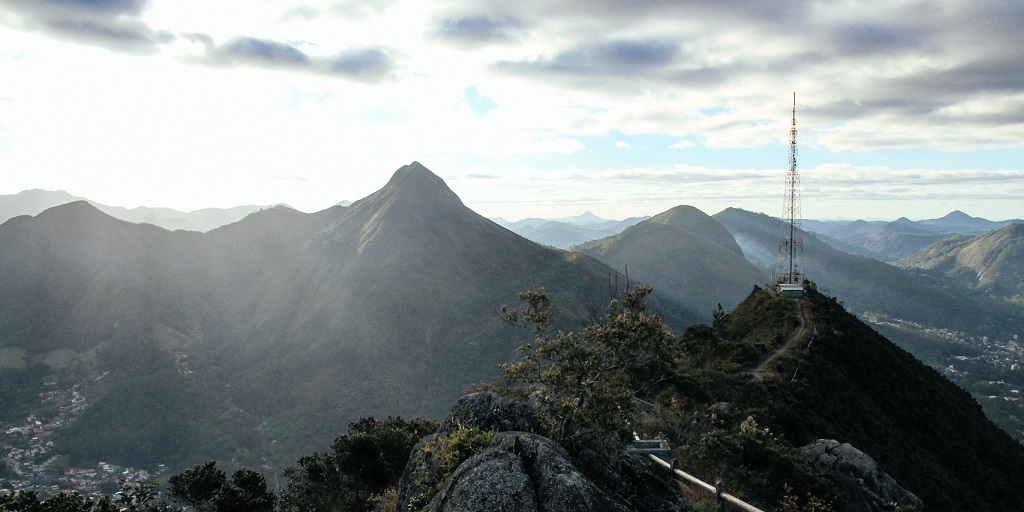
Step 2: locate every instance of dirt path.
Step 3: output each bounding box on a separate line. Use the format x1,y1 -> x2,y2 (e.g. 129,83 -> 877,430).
750,299 -> 807,381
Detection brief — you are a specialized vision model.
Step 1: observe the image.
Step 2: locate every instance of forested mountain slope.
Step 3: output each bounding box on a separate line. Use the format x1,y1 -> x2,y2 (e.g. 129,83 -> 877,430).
574,205 -> 768,318
898,222 -> 1024,304
2,162 -> 699,470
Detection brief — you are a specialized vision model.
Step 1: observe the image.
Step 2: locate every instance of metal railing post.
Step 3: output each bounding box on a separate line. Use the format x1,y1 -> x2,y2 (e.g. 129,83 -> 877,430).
717,479 -> 729,512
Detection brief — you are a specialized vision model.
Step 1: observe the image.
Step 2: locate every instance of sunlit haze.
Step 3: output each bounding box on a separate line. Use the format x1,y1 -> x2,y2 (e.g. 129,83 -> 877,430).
1,0 -> 1022,221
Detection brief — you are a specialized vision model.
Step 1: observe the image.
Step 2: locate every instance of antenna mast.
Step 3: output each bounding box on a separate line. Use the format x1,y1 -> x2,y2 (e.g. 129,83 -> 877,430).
776,92 -> 804,297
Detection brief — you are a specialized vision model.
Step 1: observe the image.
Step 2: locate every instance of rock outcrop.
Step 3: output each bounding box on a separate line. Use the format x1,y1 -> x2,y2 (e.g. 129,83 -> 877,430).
803,439 -> 923,512
436,392 -> 545,436
401,431 -> 630,512
397,392 -> 690,512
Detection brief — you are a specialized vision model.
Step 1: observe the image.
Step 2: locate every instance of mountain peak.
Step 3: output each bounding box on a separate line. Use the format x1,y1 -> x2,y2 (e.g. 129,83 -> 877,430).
376,161 -> 462,207
942,210 -> 972,220
38,200 -> 110,222
556,211 -> 606,225
648,205 -> 743,255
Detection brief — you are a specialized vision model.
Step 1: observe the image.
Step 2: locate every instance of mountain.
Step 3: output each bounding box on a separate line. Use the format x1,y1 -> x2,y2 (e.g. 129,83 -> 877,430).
494,214 -> 648,248
0,189 -> 86,222
574,205 -> 768,318
0,188 -> 263,232
919,210 -> 1020,233
0,162 -> 704,472
897,222 -> 1024,304
554,210 -> 606,225
801,211 -> 1022,262
712,208 -> 1023,338
700,288 -> 1024,511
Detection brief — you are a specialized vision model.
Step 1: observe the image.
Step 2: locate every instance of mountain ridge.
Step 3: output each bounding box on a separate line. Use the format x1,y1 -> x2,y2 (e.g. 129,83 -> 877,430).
0,162 -> 705,471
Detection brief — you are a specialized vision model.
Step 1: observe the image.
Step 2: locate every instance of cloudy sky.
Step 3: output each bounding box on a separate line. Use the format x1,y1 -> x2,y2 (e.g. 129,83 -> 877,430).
1,0 -> 1022,221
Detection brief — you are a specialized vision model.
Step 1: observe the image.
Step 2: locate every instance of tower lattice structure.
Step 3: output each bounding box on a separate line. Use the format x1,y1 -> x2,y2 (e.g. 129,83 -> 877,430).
776,93 -> 804,287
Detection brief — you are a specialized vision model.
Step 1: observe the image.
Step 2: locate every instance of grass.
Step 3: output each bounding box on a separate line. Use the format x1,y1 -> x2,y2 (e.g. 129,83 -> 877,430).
42,349 -> 77,369
0,346 -> 27,369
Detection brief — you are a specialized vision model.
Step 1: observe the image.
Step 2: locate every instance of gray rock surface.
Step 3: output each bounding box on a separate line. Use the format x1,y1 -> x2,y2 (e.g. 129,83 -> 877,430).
427,448 -> 537,512
803,439 -> 923,511
397,393 -> 689,512
399,431 -> 629,512
437,392 -> 545,436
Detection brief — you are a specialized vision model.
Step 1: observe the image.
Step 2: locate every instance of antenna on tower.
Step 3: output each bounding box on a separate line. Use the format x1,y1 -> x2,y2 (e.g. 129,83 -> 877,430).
776,92 -> 805,298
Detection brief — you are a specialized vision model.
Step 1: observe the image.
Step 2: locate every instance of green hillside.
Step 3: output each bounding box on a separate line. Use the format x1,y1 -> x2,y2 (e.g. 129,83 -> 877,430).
0,162 -> 701,472
652,287 -> 1024,511
574,205 -> 768,318
898,222 -> 1024,304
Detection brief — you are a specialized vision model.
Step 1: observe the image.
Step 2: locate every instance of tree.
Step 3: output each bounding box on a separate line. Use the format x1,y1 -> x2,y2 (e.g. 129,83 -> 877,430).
168,461 -> 274,512
168,461 -> 226,511
216,469 -> 275,512
499,284 -> 677,457
280,416 -> 438,512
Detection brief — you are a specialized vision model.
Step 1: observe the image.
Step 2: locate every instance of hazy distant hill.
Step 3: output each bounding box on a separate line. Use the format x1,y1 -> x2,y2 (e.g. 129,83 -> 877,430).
919,210 -> 1020,233
494,212 -> 648,248
574,205 -> 768,318
898,222 -> 1024,304
0,188 -> 264,231
0,162 -> 704,471
802,211 -> 1021,262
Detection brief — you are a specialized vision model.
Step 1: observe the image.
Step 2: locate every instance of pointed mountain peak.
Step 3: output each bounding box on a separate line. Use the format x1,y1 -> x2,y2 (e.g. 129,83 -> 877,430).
943,210 -> 972,220
556,211 -> 606,225
388,161 -> 443,186
376,161 -> 462,207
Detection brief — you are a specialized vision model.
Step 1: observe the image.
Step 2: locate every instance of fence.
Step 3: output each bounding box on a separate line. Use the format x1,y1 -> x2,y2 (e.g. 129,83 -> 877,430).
629,437 -> 765,512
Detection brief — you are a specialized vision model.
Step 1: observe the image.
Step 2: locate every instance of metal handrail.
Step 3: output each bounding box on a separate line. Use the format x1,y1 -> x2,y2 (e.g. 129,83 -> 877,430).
632,433 -> 765,512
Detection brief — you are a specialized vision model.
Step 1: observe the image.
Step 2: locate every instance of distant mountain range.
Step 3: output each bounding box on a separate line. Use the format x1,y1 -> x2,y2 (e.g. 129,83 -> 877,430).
803,211 -> 1022,262
0,189 -> 349,232
5,188 -> 1013,259
492,213 -> 649,249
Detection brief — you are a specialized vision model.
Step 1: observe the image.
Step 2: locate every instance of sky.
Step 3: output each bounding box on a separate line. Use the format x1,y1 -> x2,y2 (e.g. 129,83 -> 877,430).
1,0 -> 1023,222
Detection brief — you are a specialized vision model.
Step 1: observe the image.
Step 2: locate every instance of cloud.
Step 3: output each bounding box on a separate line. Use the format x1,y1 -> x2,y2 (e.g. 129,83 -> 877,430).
494,38 -> 684,92
509,38 -> 678,73
196,36 -> 396,82
323,47 -> 396,80
0,0 -> 170,54
330,0 -> 396,20
213,37 -> 311,68
829,22 -> 926,56
436,14 -> 525,43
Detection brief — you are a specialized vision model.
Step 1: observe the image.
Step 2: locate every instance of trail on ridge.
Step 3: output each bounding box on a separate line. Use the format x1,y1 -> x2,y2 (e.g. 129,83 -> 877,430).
750,299 -> 808,381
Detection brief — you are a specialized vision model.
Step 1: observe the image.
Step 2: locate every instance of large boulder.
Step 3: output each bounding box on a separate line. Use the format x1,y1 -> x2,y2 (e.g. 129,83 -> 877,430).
397,393 -> 690,512
400,432 -> 629,512
437,392 -> 545,436
424,447 -> 537,512
803,439 -> 923,511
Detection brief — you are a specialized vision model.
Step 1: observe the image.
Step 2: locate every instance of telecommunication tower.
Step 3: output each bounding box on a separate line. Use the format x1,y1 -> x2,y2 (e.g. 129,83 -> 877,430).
776,93 -> 804,298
